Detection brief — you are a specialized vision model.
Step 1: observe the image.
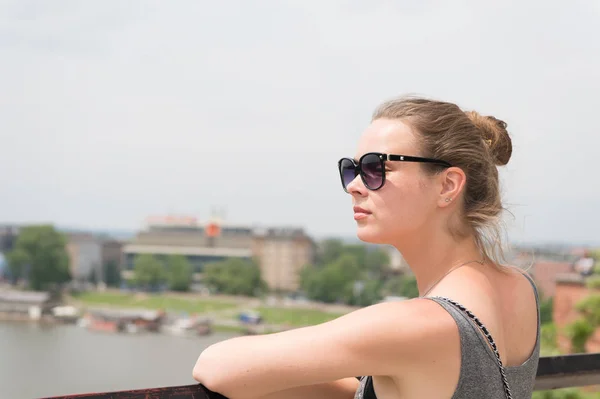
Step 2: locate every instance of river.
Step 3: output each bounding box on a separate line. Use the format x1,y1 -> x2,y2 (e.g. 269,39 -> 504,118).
0,321 -> 236,399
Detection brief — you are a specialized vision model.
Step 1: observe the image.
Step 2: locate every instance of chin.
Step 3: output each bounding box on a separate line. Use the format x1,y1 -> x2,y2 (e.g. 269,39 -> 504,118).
356,224 -> 387,244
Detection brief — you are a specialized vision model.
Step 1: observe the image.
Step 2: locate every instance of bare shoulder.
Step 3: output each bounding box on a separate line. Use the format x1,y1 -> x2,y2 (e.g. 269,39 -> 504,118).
502,265 -> 538,302
499,266 -> 540,365
429,264 -> 539,366
495,265 -> 539,323
324,298 -> 461,367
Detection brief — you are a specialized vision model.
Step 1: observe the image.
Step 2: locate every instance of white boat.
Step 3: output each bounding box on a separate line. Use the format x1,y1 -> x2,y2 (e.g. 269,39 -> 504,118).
161,317 -> 212,337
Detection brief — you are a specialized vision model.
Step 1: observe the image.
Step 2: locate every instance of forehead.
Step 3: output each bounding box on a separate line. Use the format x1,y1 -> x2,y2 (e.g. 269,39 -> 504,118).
355,118 -> 420,159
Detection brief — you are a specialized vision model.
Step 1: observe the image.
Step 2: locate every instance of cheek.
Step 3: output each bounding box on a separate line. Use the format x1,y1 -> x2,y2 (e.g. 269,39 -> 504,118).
354,173 -> 437,244
376,177 -> 433,229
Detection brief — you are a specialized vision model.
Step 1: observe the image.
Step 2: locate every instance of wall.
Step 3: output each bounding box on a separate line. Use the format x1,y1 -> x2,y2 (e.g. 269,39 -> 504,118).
532,261 -> 573,298
254,235 -> 315,292
101,240 -> 123,267
67,235 -> 103,282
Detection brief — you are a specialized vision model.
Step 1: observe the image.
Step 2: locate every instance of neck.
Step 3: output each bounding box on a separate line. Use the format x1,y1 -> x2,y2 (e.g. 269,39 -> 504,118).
391,226 -> 483,296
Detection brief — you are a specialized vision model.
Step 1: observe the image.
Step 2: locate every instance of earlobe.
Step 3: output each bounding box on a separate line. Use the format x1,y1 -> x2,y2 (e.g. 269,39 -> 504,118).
439,167 -> 466,207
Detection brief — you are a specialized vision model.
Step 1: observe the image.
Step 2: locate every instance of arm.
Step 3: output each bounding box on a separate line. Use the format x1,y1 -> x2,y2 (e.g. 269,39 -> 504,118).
253,378 -> 359,399
192,299 -> 456,399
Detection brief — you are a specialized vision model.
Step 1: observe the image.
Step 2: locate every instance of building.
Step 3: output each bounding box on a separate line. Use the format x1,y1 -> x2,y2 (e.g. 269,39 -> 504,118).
123,216 -> 254,273
66,233 -> 103,283
253,227 -> 315,292
122,215 -> 315,292
385,246 -> 411,274
101,240 -> 124,267
530,261 -> 574,298
0,290 -> 57,320
0,225 -> 21,280
553,275 -> 600,353
0,224 -> 20,253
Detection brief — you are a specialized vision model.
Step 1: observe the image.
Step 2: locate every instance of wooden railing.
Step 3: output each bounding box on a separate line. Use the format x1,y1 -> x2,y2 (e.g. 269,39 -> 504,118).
42,354 -> 600,399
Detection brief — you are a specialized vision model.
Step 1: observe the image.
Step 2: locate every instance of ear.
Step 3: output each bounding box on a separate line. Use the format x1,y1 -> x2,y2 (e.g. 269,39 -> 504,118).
437,167 -> 466,208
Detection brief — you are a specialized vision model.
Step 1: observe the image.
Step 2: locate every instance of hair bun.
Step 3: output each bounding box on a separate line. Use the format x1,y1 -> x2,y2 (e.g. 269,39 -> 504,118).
465,111 -> 512,166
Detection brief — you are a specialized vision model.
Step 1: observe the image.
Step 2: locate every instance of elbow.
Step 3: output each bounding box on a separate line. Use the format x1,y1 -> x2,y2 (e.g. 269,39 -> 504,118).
191,361 -> 210,386
192,346 -> 222,387
192,345 -> 242,398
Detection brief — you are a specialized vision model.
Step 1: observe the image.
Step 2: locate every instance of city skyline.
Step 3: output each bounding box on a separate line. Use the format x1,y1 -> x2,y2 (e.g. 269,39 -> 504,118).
2,1 -> 599,245
38,219 -> 600,247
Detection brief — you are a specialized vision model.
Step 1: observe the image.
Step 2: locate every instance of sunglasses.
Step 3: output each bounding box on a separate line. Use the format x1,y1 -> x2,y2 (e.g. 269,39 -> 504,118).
337,152 -> 452,192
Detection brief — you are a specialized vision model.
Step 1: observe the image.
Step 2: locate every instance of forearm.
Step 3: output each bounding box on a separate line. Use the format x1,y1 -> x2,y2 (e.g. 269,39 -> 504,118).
252,378 -> 359,399
192,308 -> 396,398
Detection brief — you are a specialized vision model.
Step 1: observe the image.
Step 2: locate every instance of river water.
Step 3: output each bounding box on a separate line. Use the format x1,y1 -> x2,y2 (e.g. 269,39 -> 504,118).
0,321 -> 236,399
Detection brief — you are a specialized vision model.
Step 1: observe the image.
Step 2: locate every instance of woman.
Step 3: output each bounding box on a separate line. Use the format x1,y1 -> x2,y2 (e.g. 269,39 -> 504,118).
193,96 -> 540,399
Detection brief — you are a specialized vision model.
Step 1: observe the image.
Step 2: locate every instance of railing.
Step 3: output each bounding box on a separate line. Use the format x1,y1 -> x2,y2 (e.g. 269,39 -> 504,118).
535,353 -> 600,390
42,354 -> 600,399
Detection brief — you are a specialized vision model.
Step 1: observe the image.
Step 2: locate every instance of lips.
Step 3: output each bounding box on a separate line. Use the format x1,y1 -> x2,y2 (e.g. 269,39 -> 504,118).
353,206 -> 371,214
353,206 -> 371,221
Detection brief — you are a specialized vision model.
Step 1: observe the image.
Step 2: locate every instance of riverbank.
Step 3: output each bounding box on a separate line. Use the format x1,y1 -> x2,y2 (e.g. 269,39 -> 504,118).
70,291 -> 240,313
0,312 -> 56,323
68,291 -> 352,332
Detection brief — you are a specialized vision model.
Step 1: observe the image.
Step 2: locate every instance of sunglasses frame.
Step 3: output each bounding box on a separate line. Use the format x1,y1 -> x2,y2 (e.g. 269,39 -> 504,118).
338,152 -> 452,192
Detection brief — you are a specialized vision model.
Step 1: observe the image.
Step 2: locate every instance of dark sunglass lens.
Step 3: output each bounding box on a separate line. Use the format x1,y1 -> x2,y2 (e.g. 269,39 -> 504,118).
339,159 -> 357,189
361,154 -> 384,189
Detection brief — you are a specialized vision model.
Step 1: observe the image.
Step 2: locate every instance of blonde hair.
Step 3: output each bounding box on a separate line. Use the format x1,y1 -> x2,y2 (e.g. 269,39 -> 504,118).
372,96 -> 513,265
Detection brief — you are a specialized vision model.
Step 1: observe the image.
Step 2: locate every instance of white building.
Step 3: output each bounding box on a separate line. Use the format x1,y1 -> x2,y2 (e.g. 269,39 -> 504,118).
66,233 -> 103,283
386,246 -> 411,274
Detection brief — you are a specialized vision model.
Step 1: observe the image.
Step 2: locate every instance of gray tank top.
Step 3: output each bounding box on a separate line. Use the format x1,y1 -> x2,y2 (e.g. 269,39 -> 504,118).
354,273 -> 540,399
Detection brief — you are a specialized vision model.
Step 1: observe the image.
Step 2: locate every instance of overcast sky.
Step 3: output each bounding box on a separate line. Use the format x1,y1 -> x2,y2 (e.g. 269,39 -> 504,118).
1,1 -> 599,245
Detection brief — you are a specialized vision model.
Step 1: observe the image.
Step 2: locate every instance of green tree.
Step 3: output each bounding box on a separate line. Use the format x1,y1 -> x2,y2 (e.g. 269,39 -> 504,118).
399,274 -> 419,298
6,225 -> 71,290
316,239 -> 345,266
539,296 -> 554,325
586,276 -> 600,289
166,255 -> 192,292
540,323 -> 560,356
133,254 -> 167,290
575,295 -> 600,326
5,248 -> 29,284
381,274 -> 419,298
364,247 -> 390,276
301,254 -> 363,303
351,278 -> 383,307
303,242 -> 397,305
565,318 -> 595,353
381,275 -> 404,297
532,388 -> 592,399
203,258 -> 266,296
104,261 -> 121,287
303,240 -> 413,305
564,294 -> 600,353
343,245 -> 368,269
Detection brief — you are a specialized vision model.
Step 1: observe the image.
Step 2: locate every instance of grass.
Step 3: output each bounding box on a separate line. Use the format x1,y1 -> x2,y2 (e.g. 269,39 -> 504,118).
72,291 -> 237,314
212,324 -> 247,333
72,292 -> 348,328
255,306 -> 346,327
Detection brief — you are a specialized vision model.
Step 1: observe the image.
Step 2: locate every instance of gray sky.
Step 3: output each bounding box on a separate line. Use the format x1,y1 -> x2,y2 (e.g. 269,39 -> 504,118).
1,1 -> 599,245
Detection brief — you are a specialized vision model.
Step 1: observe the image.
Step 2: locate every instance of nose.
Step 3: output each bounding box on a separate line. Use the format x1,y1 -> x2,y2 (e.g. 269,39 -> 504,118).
346,174 -> 368,197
